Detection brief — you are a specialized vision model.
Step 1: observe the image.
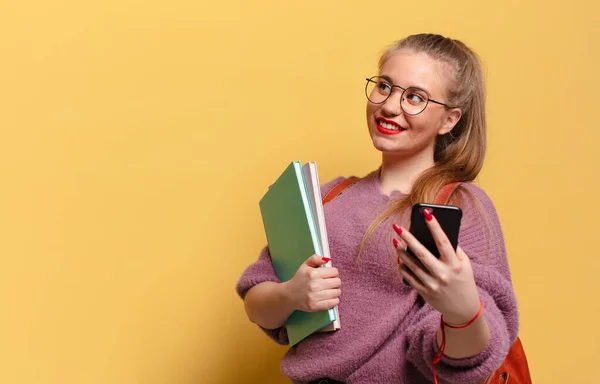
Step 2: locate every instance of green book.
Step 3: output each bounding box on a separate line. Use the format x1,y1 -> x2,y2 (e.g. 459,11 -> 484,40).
259,161 -> 338,346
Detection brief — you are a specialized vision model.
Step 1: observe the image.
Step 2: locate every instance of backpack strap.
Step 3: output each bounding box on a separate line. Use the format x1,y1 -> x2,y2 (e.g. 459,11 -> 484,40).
322,177 -> 360,205
433,182 -> 462,205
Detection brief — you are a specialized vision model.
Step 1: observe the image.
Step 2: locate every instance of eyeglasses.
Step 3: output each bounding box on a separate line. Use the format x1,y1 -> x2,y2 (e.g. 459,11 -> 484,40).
365,76 -> 452,116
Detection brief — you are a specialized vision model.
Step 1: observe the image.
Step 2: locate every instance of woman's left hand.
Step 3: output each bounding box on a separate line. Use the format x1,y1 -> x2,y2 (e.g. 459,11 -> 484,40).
392,208 -> 481,325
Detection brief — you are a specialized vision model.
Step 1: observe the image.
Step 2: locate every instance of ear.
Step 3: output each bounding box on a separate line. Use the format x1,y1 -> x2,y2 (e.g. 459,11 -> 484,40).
437,108 -> 462,135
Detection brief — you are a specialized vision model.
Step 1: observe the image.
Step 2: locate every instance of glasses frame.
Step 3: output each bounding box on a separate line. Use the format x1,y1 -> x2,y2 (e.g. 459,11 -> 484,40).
365,76 -> 453,116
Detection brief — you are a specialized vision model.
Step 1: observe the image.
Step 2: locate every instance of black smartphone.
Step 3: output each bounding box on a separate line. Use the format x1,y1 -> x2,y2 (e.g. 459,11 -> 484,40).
407,203 -> 463,259
402,203 -> 462,285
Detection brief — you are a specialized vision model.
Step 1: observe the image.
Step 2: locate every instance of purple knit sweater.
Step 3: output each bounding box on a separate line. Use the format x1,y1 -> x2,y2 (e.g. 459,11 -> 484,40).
236,169 -> 519,384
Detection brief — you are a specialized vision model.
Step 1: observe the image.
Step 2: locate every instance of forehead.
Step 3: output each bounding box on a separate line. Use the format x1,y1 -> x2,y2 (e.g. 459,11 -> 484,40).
380,49 -> 451,98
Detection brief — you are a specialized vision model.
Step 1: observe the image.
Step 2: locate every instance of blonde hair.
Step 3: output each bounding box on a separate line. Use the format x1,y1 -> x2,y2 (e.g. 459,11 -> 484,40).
359,33 -> 487,258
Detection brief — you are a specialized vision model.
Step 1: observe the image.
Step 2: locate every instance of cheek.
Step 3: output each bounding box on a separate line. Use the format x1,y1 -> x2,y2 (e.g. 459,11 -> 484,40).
406,113 -> 440,132
366,103 -> 377,119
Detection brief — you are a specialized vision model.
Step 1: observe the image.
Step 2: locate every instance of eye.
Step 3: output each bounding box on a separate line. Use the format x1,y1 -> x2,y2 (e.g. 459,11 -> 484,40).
376,80 -> 392,95
404,89 -> 427,105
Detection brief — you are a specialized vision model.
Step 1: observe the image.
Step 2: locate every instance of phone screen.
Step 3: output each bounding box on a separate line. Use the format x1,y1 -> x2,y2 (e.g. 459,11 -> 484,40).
407,203 -> 463,259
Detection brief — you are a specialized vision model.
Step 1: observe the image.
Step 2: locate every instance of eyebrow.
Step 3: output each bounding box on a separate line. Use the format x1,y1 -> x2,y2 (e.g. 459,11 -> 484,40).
379,74 -> 432,96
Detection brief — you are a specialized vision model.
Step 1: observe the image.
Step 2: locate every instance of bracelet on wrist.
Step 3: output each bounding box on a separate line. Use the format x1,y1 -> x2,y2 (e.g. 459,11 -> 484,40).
431,299 -> 484,384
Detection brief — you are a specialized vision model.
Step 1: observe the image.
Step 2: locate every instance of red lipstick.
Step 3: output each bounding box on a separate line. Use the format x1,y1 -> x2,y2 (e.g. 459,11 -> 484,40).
376,117 -> 405,135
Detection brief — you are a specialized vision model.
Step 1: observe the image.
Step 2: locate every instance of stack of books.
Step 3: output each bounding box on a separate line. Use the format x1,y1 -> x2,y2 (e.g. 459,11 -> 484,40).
259,161 -> 340,346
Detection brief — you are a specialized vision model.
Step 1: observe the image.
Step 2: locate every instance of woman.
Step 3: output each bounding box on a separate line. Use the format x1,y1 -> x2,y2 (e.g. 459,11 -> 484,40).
236,33 -> 519,384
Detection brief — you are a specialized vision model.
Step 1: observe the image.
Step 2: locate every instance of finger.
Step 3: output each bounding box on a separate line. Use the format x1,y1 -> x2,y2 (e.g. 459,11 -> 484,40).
396,226 -> 444,276
392,236 -> 408,251
456,246 -> 469,262
321,277 -> 341,289
392,236 -> 408,265
397,249 -> 436,288
305,254 -> 330,268
309,276 -> 341,291
318,288 -> 342,300
423,208 -> 459,264
398,265 -> 428,293
312,267 -> 339,279
313,297 -> 340,311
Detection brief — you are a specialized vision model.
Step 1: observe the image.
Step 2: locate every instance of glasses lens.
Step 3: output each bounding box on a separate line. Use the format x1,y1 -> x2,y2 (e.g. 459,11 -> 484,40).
401,87 -> 429,115
366,77 -> 391,104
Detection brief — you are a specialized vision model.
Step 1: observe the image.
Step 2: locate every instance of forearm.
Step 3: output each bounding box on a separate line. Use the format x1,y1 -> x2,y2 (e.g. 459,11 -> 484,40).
437,316 -> 490,358
244,281 -> 295,329
405,301 -> 511,384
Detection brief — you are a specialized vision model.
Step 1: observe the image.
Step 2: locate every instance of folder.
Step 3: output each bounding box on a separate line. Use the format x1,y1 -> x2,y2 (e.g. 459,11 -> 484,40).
259,161 -> 340,346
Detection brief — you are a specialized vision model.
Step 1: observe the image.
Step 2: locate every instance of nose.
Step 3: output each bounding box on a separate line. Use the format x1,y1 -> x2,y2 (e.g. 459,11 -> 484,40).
381,89 -> 403,116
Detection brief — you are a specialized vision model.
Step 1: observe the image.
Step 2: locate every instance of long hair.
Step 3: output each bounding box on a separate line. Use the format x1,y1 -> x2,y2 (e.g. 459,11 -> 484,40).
358,33 -> 487,258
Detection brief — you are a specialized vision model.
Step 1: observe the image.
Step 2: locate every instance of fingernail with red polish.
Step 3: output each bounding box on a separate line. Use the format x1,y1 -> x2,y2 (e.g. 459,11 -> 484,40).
393,238 -> 399,248
423,208 -> 433,221
397,255 -> 400,264
321,257 -> 331,262
392,224 -> 403,235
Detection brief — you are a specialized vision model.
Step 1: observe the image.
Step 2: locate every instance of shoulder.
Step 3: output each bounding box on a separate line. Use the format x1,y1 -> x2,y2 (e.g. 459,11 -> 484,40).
319,171 -> 375,200
454,182 -> 503,227
320,176 -> 348,196
457,183 -> 496,208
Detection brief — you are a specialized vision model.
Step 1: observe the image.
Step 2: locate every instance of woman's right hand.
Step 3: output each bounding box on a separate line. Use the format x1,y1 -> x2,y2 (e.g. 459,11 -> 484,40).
283,254 -> 341,312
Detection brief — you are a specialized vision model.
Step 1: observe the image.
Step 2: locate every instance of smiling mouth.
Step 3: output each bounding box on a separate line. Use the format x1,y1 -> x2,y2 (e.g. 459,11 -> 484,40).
376,119 -> 406,134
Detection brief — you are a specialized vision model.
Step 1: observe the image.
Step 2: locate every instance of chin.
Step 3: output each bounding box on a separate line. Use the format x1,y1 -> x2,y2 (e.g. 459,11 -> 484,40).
369,128 -> 392,146
371,136 -> 402,154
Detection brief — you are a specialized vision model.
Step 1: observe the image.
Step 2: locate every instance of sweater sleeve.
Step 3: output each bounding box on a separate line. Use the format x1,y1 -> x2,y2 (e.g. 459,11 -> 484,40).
235,245 -> 290,345
404,184 -> 519,384
235,176 -> 346,345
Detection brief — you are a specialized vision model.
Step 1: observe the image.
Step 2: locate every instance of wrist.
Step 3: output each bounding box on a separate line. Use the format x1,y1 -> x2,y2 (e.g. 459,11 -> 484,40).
279,280 -> 298,312
441,298 -> 483,327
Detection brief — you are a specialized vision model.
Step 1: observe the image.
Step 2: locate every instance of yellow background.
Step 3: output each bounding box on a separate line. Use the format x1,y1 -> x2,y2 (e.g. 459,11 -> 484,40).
1,0 -> 598,383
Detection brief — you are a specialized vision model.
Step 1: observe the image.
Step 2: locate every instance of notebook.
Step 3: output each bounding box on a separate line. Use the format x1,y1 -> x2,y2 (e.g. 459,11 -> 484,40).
259,161 -> 340,346
301,161 -> 340,332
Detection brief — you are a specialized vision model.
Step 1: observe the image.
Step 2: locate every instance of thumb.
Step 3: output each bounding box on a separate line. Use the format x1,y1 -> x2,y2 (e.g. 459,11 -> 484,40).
305,254 -> 330,268
456,246 -> 470,262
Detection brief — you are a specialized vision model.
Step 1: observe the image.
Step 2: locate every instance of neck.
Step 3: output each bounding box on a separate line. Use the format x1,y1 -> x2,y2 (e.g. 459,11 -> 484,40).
379,150 -> 435,195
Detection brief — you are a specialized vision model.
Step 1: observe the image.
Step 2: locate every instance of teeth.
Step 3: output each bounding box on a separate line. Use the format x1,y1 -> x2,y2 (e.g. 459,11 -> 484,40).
380,121 -> 403,131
